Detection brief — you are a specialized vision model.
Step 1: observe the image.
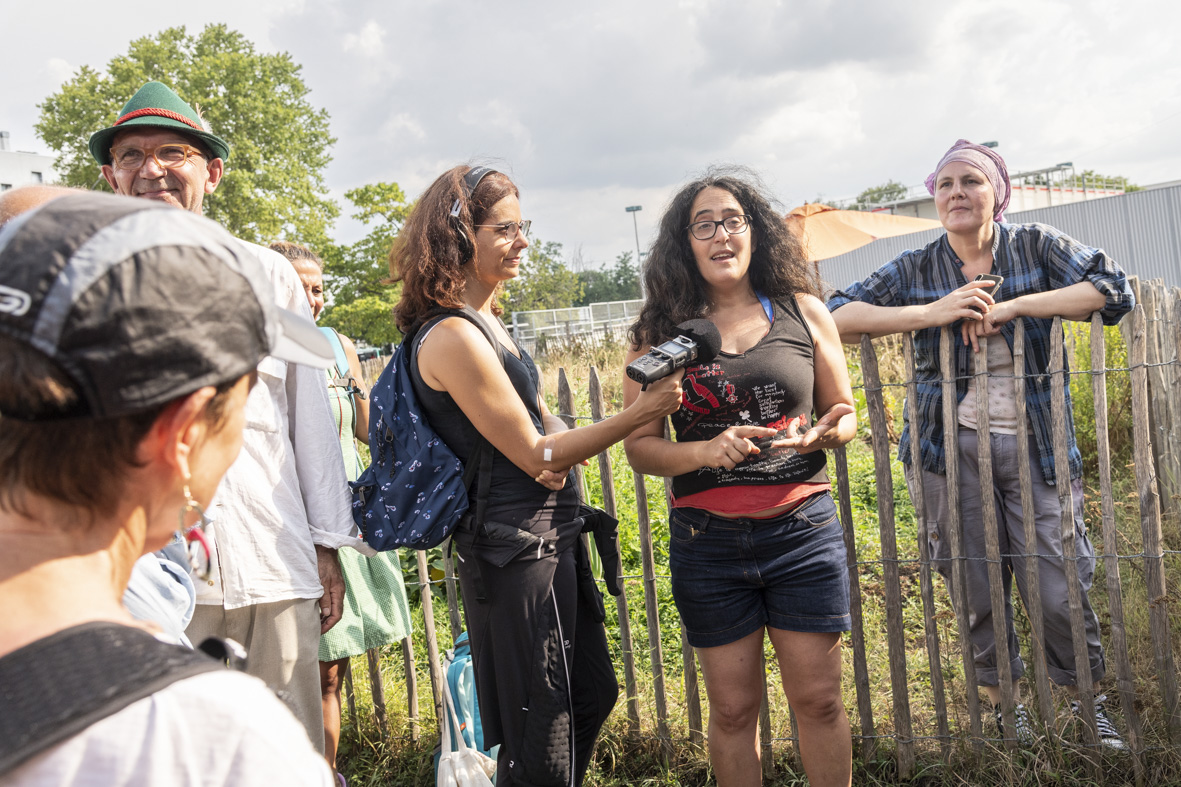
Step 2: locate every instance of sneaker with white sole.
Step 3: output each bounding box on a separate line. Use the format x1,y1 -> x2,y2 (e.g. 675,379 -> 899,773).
1072,694 -> 1128,752
994,702 -> 1036,746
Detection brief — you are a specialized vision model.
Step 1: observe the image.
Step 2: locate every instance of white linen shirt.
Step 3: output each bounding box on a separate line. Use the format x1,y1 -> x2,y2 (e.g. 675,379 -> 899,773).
196,241 -> 373,610
2,669 -> 335,786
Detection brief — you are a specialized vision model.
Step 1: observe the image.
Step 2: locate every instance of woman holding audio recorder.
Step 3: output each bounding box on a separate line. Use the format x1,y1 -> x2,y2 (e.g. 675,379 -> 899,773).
623,167 -> 857,787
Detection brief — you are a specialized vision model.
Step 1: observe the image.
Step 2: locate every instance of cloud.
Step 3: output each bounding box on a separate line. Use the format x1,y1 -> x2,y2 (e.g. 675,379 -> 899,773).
8,0 -> 1181,266
342,20 -> 385,58
44,57 -> 75,86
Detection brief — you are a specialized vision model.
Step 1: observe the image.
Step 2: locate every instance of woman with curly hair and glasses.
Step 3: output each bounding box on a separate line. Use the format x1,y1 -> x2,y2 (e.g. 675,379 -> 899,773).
623,167 -> 856,787
390,165 -> 683,786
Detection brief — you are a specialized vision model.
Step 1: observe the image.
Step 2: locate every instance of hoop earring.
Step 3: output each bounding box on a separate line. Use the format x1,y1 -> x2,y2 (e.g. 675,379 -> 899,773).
178,483 -> 211,533
179,483 -> 214,582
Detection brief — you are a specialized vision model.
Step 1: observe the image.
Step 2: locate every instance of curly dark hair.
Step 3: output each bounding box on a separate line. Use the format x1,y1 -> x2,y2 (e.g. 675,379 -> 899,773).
629,165 -> 817,348
391,165 -> 518,334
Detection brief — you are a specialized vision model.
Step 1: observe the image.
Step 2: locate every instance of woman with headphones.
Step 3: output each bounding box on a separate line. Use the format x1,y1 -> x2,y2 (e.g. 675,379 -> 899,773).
391,165 -> 682,786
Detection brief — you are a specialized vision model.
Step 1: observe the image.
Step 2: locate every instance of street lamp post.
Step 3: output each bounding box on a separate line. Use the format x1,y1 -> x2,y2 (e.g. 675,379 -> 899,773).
625,205 -> 643,298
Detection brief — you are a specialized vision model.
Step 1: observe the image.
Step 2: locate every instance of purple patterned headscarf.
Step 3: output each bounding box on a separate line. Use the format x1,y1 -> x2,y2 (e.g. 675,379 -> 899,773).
924,139 -> 1011,222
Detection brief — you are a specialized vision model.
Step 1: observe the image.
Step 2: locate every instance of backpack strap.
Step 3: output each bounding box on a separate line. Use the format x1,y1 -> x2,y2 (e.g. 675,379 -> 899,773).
410,306 -> 505,524
0,622 -> 226,776
410,307 -> 509,601
319,325 -> 360,431
318,325 -> 352,379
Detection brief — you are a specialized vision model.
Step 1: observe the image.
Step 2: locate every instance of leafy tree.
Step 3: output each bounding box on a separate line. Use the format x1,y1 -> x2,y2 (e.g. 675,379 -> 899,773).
319,182 -> 411,348
576,251 -> 641,305
35,24 -> 338,247
855,180 -> 907,210
1072,170 -> 1140,193
502,239 -> 583,319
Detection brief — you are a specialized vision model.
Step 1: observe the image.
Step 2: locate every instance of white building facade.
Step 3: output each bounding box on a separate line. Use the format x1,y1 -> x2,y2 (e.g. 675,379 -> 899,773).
0,131 -> 58,191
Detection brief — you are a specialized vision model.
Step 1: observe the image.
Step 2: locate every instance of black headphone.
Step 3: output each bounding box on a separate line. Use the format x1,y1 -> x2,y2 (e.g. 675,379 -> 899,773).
450,166 -> 496,263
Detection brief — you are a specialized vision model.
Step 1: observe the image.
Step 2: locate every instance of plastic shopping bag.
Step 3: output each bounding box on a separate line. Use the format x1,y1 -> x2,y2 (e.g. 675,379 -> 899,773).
437,676 -> 496,787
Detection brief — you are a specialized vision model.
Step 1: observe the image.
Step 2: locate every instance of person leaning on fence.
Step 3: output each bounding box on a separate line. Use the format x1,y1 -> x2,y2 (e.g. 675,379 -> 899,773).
827,139 -> 1134,749
389,164 -> 684,787
0,190 -> 335,785
272,240 -> 414,782
623,166 -> 858,787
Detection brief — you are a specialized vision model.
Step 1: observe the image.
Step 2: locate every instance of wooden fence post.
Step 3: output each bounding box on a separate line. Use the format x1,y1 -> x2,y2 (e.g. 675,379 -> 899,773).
1141,284 -> 1178,532
1090,314 -> 1145,782
417,550 -> 445,730
859,335 -> 914,776
903,334 -> 949,760
1129,306 -> 1181,743
587,368 -> 642,739
1010,321 -> 1055,729
834,443 -> 876,761
344,659 -> 357,721
367,649 -> 388,733
402,636 -> 420,741
971,339 -> 1018,750
634,468 -> 672,761
1049,319 -> 1100,773
759,650 -> 774,780
939,328 -> 983,749
657,418 -> 706,752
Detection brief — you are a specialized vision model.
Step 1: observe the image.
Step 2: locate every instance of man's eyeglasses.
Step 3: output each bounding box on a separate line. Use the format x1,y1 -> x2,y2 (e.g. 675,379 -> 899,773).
109,143 -> 207,171
686,215 -> 751,241
474,220 -> 531,242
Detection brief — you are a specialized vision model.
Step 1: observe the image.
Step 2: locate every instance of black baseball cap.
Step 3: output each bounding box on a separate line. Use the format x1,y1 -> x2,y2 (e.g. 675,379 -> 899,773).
0,192 -> 333,420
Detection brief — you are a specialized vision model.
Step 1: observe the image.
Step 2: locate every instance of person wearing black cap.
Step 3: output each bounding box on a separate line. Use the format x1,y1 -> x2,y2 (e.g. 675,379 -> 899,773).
88,82 -> 367,751
0,191 -> 335,785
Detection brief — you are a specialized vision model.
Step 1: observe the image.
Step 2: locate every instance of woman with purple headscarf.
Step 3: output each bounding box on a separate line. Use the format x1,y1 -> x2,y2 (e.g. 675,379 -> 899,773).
826,140 -> 1134,749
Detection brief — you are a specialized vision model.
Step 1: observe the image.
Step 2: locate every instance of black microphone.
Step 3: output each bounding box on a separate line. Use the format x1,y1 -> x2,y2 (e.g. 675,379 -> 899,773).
626,319 -> 722,389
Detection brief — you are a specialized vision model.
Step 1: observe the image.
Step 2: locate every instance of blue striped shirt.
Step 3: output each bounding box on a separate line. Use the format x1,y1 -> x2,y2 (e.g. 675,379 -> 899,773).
827,222 -> 1134,485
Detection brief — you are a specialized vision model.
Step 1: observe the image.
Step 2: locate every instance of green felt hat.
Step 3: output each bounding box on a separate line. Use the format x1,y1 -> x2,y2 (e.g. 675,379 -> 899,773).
88,81 -> 231,165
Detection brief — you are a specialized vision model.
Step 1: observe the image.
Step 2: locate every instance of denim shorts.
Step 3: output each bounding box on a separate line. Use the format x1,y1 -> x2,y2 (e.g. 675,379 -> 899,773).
668,492 -> 851,648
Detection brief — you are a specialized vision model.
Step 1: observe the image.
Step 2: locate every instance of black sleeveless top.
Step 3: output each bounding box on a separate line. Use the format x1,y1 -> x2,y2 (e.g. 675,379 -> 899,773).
409,314 -> 578,526
670,296 -> 829,498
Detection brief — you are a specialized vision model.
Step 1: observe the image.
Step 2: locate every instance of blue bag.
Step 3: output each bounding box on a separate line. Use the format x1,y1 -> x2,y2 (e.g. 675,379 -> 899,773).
349,308 -> 502,551
434,631 -> 499,781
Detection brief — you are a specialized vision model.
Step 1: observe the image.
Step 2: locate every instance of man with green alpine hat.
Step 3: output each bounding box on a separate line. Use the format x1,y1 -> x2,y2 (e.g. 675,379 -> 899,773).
91,81 -> 229,214
89,82 -> 368,757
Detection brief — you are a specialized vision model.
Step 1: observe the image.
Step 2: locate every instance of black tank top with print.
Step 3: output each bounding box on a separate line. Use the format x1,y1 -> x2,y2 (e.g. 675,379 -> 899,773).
670,296 -> 829,498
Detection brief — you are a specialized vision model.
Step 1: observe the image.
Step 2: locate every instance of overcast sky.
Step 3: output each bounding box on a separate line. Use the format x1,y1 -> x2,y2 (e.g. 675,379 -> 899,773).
4,0 -> 1181,268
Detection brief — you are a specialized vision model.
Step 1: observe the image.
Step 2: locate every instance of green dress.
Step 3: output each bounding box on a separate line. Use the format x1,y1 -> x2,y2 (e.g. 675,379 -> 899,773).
319,331 -> 412,661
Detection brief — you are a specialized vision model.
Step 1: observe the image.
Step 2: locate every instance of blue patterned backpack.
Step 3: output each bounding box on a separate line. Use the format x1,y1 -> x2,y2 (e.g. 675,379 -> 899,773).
349,308 -> 501,551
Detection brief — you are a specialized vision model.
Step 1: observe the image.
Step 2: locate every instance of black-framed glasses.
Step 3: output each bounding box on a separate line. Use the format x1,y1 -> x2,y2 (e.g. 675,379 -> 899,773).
474,220 -> 531,242
686,215 -> 751,241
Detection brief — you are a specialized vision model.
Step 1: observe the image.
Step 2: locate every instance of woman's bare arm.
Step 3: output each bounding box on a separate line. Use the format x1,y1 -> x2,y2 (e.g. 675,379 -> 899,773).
783,294 -> 857,453
621,346 -> 776,476
338,333 -> 369,442
419,318 -> 683,479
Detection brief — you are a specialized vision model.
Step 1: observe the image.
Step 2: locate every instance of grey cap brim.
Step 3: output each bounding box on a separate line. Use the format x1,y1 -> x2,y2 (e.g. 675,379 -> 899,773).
272,307 -> 335,369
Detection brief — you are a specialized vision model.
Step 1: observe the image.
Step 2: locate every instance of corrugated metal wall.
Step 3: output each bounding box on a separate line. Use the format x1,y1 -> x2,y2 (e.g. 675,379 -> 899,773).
820,184 -> 1181,293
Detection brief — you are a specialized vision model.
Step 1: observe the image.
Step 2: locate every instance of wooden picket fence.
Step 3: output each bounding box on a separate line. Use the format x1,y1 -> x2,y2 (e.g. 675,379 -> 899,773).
350,276 -> 1181,783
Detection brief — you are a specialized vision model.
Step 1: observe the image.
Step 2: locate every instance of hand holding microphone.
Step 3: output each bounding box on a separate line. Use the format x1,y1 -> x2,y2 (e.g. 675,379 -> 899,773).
626,319 -> 723,389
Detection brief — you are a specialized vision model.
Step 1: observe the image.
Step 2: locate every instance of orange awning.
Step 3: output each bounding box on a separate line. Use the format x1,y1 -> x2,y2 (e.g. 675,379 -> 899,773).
784,203 -> 942,261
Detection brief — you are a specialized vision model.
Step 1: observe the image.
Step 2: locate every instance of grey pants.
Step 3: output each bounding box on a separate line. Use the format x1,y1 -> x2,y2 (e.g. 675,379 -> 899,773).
905,429 -> 1105,687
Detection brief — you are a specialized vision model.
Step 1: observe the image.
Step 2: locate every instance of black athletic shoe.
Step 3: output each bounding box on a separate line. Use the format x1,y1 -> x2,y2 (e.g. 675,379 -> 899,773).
994,702 -> 1035,746
1072,694 -> 1128,752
